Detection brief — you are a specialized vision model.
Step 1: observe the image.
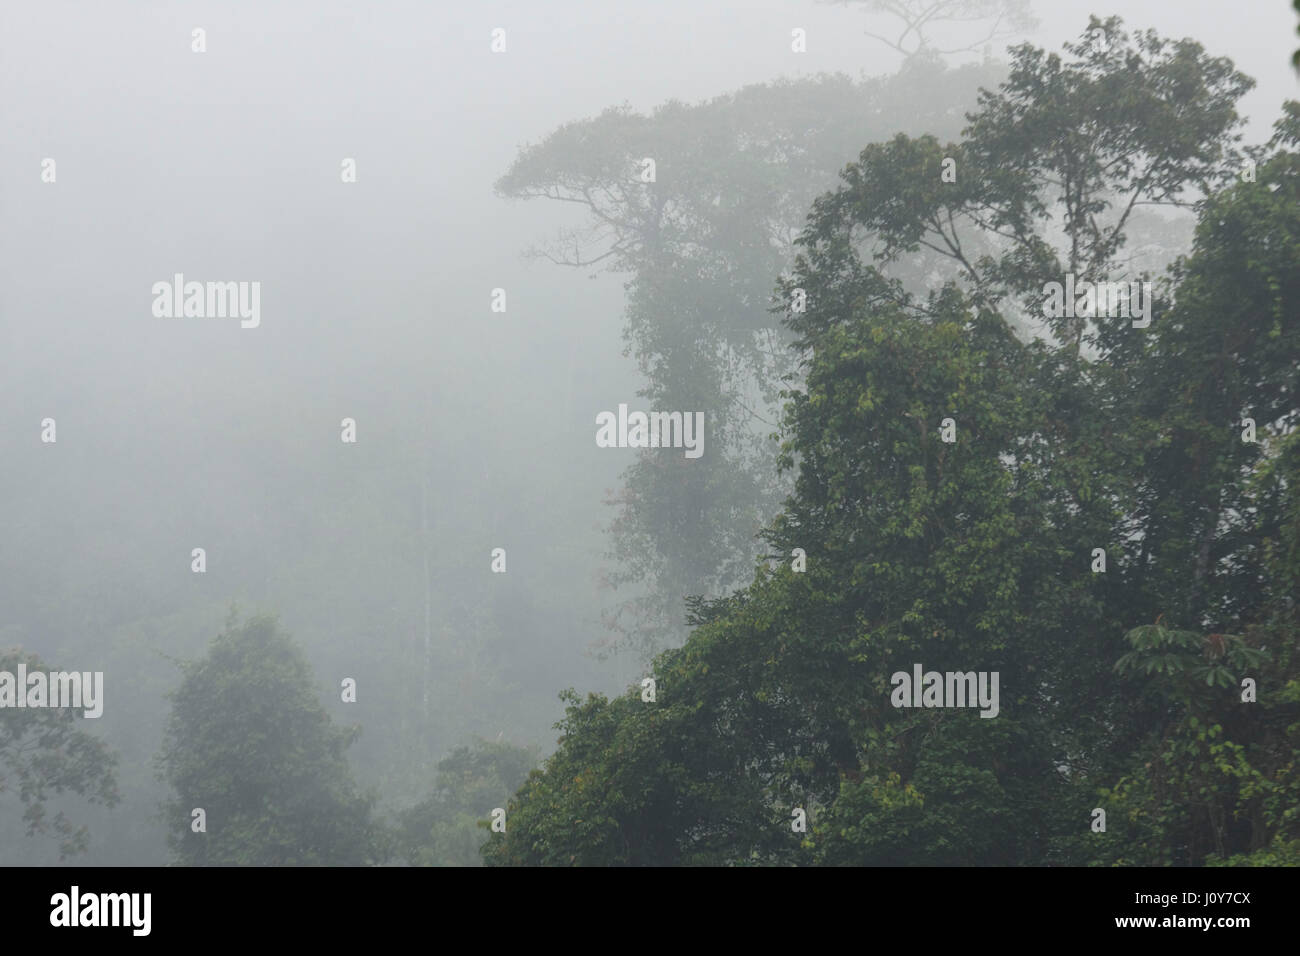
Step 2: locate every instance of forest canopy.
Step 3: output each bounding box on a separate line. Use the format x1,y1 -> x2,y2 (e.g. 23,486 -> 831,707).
484,23 -> 1300,867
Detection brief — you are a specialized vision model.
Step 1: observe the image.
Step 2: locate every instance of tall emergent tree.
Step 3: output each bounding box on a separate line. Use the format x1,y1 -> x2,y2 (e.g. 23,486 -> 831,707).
485,22 -> 1299,866
157,613 -> 388,865
498,58 -> 1011,658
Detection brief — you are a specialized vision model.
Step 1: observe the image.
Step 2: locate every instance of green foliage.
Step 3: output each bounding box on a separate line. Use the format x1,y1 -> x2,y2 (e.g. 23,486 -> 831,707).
1116,625 -> 1267,696
1294,0 -> 1300,70
487,22 -> 1300,867
803,16 -> 1253,345
157,613 -> 388,865
0,649 -> 119,859
398,738 -> 537,866
499,61 -> 1009,657
1210,839 -> 1300,866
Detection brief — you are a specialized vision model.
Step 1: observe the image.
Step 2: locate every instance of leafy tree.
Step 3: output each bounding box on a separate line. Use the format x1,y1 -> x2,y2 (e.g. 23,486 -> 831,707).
157,613 -> 388,865
0,648 -> 119,859
802,15 -> 1252,347
1082,114 -> 1300,864
486,24 -> 1298,866
488,293 -> 1092,865
398,738 -> 537,866
499,61 -> 1008,658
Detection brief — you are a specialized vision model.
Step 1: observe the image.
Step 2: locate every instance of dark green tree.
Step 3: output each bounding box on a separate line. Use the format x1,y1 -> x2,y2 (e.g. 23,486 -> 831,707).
398,738 -> 537,866
157,613 -> 388,865
802,15 -> 1252,346
1079,105 -> 1300,866
486,25 -> 1298,866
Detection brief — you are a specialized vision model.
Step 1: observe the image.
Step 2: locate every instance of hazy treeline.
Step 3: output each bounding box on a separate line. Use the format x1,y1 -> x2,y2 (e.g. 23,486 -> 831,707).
2,2 -> 1297,867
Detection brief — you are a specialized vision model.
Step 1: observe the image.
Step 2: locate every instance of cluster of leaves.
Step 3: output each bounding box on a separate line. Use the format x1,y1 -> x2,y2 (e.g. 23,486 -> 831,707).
0,649 -> 119,859
485,24 -> 1300,866
396,739 -> 536,866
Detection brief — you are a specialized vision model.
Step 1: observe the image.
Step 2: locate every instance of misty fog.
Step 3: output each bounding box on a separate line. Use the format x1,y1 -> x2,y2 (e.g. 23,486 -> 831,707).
2,0 -> 1296,867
